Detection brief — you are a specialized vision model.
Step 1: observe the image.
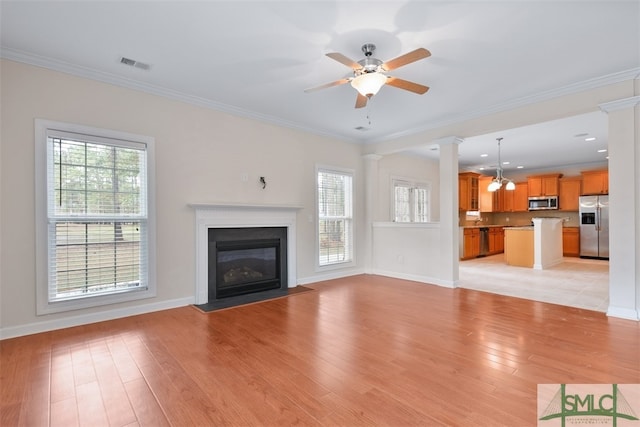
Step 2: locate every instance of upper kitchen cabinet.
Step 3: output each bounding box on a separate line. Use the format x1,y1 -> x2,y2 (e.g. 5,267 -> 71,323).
559,176 -> 581,211
528,173 -> 561,197
479,175 -> 503,212
502,182 -> 529,212
459,172 -> 480,211
581,170 -> 608,195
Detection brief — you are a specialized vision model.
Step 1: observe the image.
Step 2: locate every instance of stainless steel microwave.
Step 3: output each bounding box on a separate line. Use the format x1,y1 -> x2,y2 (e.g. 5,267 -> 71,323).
528,196 -> 558,210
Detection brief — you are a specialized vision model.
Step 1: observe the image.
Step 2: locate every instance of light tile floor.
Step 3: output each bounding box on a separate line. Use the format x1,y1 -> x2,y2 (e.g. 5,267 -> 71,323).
459,254 -> 609,312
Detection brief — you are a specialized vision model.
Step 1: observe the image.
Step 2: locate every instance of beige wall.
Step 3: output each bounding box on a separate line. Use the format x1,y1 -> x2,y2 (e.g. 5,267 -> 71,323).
0,59 -> 376,334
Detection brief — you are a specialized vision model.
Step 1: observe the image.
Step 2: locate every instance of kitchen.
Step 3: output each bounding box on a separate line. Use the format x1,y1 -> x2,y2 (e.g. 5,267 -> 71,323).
457,168 -> 610,310
453,112 -> 610,310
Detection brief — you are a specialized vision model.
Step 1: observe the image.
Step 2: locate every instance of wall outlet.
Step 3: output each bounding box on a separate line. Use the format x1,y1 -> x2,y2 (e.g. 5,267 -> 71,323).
240,172 -> 249,182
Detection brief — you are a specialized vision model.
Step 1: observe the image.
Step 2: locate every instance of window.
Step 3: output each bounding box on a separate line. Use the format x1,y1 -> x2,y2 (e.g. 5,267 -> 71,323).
36,120 -> 155,314
317,167 -> 354,267
392,178 -> 431,223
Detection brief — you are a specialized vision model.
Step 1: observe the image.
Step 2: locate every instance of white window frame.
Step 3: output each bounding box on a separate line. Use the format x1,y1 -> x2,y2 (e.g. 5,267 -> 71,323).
35,119 -> 156,314
316,165 -> 355,270
391,176 -> 431,223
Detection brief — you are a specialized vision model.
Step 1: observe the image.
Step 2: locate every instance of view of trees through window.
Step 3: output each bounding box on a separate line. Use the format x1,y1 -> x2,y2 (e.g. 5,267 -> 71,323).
393,180 -> 430,223
318,170 -> 353,266
49,137 -> 146,300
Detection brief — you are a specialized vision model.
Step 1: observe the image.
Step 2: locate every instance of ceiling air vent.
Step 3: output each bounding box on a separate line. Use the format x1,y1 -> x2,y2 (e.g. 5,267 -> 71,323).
120,57 -> 151,70
354,126 -> 369,131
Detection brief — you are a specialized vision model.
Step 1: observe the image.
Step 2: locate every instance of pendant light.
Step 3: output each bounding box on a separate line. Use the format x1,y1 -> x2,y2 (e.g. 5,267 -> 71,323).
488,137 -> 515,192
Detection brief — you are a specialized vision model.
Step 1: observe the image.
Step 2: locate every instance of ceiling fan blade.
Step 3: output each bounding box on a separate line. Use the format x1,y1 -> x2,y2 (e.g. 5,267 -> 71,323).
326,52 -> 361,70
304,78 -> 350,93
355,93 -> 368,109
386,77 -> 430,94
382,48 -> 431,71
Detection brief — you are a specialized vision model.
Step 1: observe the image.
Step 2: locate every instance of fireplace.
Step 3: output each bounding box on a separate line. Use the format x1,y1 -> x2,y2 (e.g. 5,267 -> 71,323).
208,227 -> 287,301
191,203 -> 301,306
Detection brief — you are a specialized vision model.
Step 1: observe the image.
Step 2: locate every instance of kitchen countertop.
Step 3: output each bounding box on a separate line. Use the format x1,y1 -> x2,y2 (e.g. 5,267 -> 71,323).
461,225 -> 505,228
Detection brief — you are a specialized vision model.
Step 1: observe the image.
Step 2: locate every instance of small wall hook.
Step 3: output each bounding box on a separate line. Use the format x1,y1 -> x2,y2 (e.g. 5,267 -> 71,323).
259,176 -> 266,189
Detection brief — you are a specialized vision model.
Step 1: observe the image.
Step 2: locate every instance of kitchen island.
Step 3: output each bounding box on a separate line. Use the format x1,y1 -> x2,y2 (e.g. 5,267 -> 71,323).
504,218 -> 563,269
504,226 -> 534,267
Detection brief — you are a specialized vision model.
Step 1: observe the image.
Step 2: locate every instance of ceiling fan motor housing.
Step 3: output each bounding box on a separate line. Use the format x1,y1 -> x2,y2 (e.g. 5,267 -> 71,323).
357,43 -> 383,75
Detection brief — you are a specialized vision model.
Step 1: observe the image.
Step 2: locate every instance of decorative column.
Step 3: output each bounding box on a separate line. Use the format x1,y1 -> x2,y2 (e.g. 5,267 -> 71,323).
434,136 -> 463,286
363,154 -> 383,274
599,95 -> 640,321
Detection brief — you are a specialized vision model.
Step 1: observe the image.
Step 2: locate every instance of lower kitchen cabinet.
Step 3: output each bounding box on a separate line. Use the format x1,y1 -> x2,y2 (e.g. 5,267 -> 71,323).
462,228 -> 480,259
562,227 -> 580,257
462,227 -> 504,259
488,227 -> 504,254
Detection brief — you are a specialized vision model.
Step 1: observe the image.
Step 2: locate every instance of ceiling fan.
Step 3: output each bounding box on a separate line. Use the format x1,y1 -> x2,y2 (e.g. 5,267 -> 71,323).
305,43 -> 431,108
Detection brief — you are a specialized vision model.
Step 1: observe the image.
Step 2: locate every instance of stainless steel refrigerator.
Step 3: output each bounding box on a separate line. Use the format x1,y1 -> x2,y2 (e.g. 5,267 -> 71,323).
579,195 -> 609,259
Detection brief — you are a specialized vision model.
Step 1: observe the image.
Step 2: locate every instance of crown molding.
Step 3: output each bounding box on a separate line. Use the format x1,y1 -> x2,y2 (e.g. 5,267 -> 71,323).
599,95 -> 640,113
0,47 -> 358,143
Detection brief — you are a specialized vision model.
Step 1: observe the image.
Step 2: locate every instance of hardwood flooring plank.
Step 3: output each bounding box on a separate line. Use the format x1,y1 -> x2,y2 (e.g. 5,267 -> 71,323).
76,381 -> 109,427
123,377 -> 170,427
50,397 -> 79,427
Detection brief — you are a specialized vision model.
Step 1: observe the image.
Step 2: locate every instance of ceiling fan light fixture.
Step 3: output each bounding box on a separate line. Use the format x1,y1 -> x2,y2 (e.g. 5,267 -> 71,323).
350,72 -> 387,97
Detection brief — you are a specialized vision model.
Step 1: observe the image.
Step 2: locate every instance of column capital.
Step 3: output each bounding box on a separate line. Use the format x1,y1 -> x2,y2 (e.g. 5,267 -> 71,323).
599,96 -> 640,113
432,136 -> 464,146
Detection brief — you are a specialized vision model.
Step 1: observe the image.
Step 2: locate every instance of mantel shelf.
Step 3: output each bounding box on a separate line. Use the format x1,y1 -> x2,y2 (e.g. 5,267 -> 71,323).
189,202 -> 304,210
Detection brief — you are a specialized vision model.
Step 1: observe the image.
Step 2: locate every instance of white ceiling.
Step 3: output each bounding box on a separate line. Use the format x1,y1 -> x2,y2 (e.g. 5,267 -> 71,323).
1,1 -> 638,172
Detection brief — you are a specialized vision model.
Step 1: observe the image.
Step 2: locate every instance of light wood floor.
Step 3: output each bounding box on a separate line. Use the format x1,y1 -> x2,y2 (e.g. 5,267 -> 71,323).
1,275 -> 638,426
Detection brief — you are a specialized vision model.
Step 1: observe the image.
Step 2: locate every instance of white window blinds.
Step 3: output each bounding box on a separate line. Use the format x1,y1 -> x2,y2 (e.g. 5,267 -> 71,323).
318,169 -> 353,266
46,130 -> 149,302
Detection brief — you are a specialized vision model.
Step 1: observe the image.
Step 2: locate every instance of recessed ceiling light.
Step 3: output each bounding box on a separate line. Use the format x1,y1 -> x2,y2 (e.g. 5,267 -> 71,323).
517,165 -> 524,169
585,137 -> 596,142
479,167 -> 485,170
598,149 -> 607,153
480,154 -> 488,157
502,161 -> 510,165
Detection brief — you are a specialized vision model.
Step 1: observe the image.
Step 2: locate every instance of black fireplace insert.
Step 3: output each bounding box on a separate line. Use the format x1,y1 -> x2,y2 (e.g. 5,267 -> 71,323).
208,227 -> 288,303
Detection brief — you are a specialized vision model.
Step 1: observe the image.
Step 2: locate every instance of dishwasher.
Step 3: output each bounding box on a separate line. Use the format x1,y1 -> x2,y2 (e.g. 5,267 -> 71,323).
479,227 -> 490,256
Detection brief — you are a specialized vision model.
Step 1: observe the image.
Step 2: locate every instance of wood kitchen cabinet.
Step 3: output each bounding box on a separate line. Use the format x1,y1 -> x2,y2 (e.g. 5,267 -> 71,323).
559,177 -> 581,211
479,176 -> 504,212
462,227 -> 480,259
581,170 -> 608,195
528,174 -> 561,197
459,172 -> 480,211
562,227 -> 580,257
488,227 -> 504,254
502,182 -> 528,212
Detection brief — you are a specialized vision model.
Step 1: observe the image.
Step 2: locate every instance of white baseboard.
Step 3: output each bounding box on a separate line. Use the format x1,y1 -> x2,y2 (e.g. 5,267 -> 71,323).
606,305 -> 639,321
297,268 -> 366,286
371,269 -> 457,288
0,296 -> 194,340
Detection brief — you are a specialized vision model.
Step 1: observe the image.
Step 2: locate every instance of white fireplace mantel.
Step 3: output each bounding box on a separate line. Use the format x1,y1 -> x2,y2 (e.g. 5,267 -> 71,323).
190,202 -> 303,304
